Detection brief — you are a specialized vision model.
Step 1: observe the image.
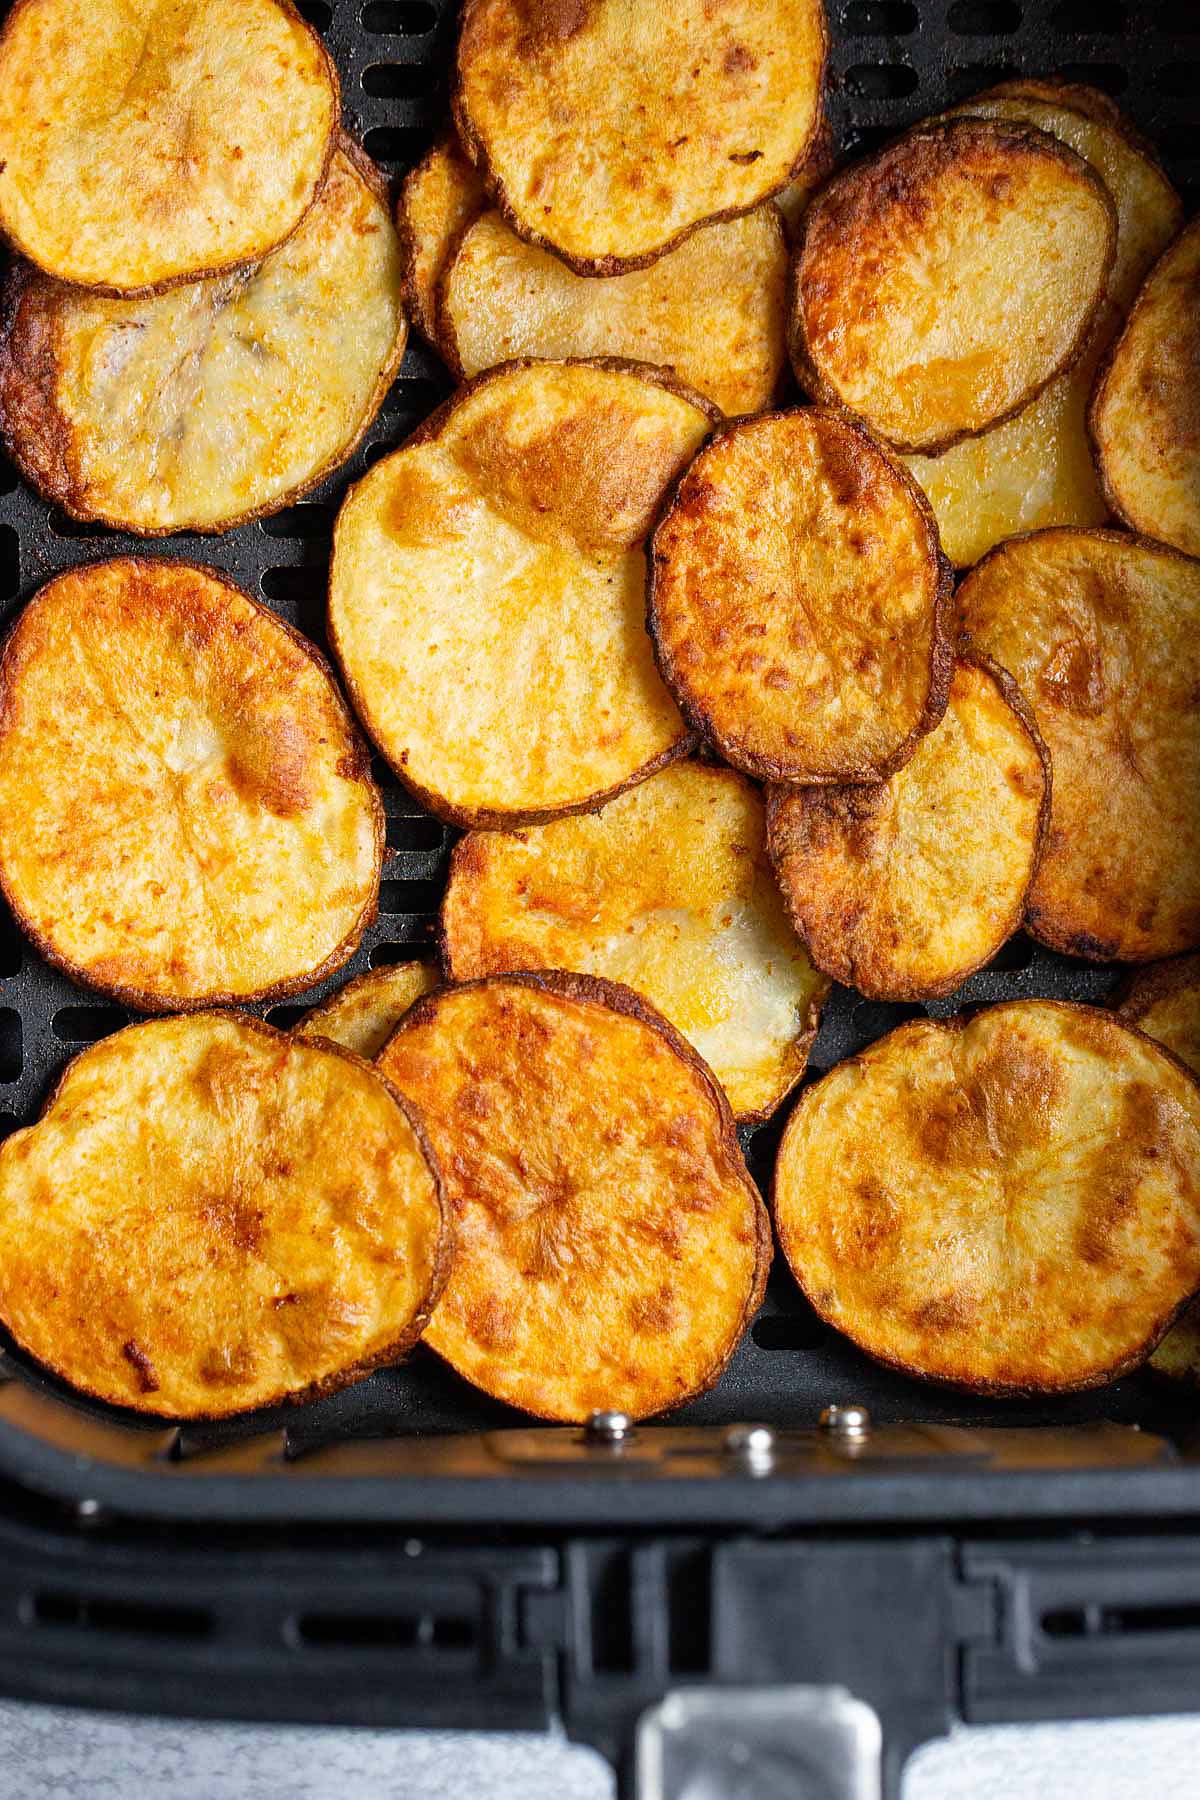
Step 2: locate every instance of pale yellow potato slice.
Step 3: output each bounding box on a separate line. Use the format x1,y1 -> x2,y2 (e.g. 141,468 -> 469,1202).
397,132 -> 486,350
295,962 -> 440,1060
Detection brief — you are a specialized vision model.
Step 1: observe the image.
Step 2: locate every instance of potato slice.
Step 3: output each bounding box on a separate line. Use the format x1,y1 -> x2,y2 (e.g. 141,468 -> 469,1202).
900,305 -> 1115,569
295,962 -> 440,1060
441,762 -> 826,1121
0,0 -> 338,294
439,205 -> 787,418
958,529 -> 1200,962
1116,955 -> 1200,1079
945,83 -> 1181,311
378,973 -> 769,1420
0,140 -> 407,535
774,1000 -> 1200,1394
397,132 -> 486,351
454,0 -> 826,274
330,359 -> 711,827
0,559 -> 382,1009
766,660 -> 1049,1001
648,407 -> 953,784
0,1013 -> 448,1418
791,120 -> 1116,454
774,106 -> 834,246
1090,218 -> 1200,561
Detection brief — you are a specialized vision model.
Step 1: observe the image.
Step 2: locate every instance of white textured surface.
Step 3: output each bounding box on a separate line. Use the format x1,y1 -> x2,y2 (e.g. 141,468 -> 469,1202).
2,1706 -> 1200,1797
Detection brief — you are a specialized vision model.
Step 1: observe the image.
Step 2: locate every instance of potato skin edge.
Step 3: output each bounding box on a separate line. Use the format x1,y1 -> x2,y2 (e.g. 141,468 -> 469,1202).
788,119 -> 1119,457
0,556 -> 385,1011
0,132 -> 408,536
0,1010 -> 454,1420
771,998 -> 1200,1396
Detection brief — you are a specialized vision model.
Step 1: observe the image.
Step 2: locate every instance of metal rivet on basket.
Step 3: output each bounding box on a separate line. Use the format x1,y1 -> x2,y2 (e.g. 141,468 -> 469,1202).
584,1408 -> 634,1445
724,1423 -> 776,1469
819,1403 -> 872,1441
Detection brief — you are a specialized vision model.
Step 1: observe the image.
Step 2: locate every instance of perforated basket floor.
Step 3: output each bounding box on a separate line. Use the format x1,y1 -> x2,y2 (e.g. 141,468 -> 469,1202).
0,0 -> 1195,1446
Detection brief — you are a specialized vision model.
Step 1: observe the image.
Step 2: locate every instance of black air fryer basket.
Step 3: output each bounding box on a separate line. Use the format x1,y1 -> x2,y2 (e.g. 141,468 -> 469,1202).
0,3 -> 1197,1795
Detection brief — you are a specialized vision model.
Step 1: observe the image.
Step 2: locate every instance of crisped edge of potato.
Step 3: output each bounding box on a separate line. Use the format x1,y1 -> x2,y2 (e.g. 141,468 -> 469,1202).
645,406 -> 956,785
391,967 -> 772,1419
0,0 -> 341,300
763,654 -> 1053,1001
0,132 -> 407,536
449,1 -> 829,278
0,1010 -> 453,1420
772,998 -> 1200,1397
395,129 -> 485,354
0,558 -> 385,1011
1113,953 -> 1200,1036
789,118 -> 1119,456
329,355 -> 723,831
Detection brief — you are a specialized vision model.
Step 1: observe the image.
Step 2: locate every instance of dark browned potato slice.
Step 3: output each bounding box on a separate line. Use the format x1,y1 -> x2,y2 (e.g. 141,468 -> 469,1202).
0,141 -> 407,535
0,559 -> 383,1009
397,132 -> 486,351
1090,218 -> 1200,561
438,205 -> 787,418
330,359 -> 712,828
791,120 -> 1116,454
944,83 -> 1181,311
377,973 -> 768,1421
900,304 -> 1115,568
766,661 -> 1049,1001
454,0 -> 826,274
441,761 -> 826,1121
0,0 -> 338,294
648,407 -> 953,784
295,962 -> 440,1060
774,1000 -> 1200,1395
0,1013 -> 448,1418
959,529 -> 1200,962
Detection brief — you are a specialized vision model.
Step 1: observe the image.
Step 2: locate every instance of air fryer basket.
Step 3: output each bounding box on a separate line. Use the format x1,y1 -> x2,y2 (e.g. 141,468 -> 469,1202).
0,6 -> 1197,1794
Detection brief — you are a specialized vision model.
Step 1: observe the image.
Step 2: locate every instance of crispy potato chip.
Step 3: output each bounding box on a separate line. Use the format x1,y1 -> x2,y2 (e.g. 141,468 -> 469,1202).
0,1013 -> 448,1417
0,559 -> 383,1009
774,1000 -> 1200,1394
648,407 -> 953,784
454,0 -> 826,274
766,660 -> 1049,1001
0,140 -> 407,535
900,305 -> 1115,568
958,529 -> 1200,962
441,762 -> 826,1120
396,132 -> 486,351
439,204 -> 787,418
295,961 -> 440,1060
378,972 -> 769,1420
791,120 -> 1116,454
1090,218 -> 1200,561
945,84 -> 1181,310
330,359 -> 711,827
0,0 -> 338,294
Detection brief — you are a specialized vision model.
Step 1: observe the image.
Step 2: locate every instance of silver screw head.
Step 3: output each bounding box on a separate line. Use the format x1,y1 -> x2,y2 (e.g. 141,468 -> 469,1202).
724,1422 -> 776,1459
819,1403 -> 872,1440
584,1408 -> 634,1444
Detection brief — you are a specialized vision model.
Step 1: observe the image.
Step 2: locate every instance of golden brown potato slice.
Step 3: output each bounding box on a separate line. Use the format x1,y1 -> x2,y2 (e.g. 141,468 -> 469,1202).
0,141 -> 407,535
0,1013 -> 448,1418
439,204 -> 787,418
330,359 -> 711,828
441,762 -> 826,1121
1090,218 -> 1200,561
774,106 -> 834,246
791,120 -> 1116,454
900,305 -> 1114,569
959,529 -> 1200,962
0,0 -> 338,294
454,0 -> 826,274
378,972 -> 769,1420
1115,955 -> 1200,1079
396,132 -> 487,351
774,1000 -> 1200,1394
0,559 -> 383,1009
295,961 -> 440,1060
648,407 -> 953,784
945,84 -> 1181,311
766,661 -> 1049,1001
